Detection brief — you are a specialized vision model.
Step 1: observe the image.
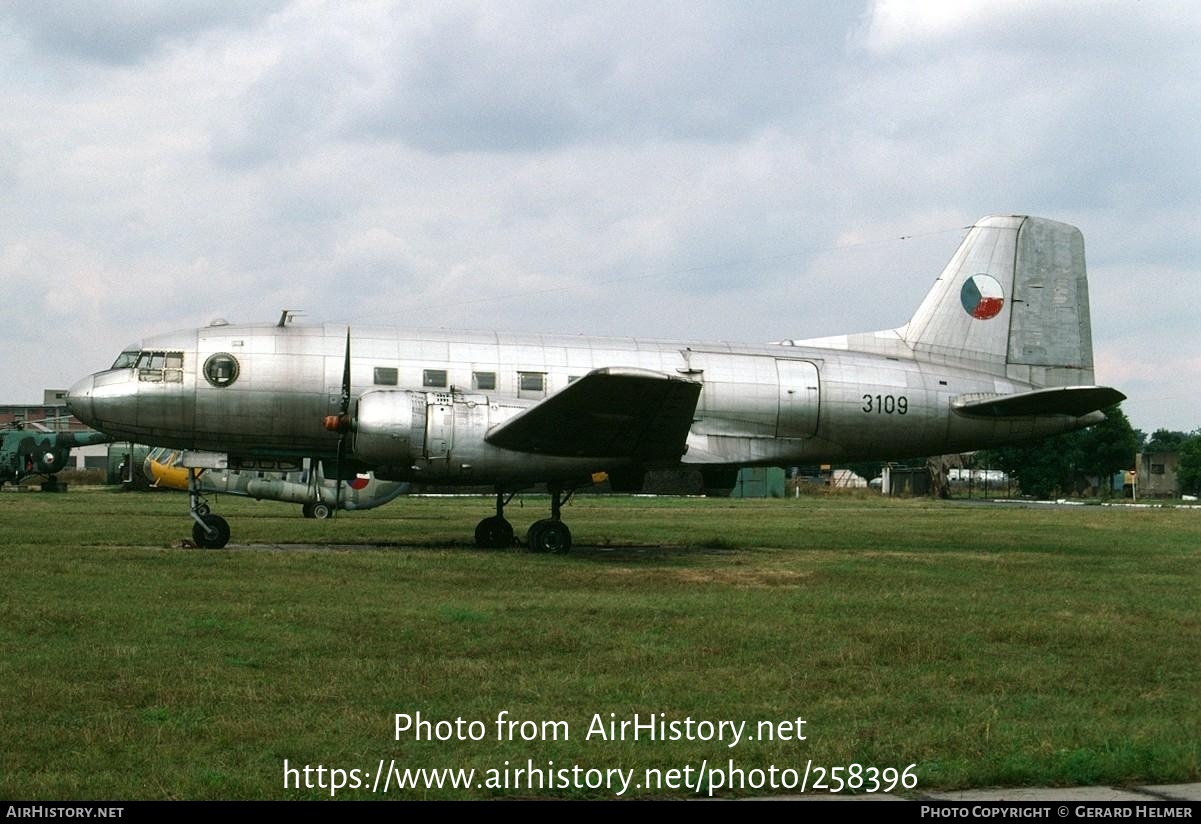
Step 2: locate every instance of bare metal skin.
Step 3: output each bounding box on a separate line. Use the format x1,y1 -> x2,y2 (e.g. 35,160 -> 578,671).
67,215 -> 1124,550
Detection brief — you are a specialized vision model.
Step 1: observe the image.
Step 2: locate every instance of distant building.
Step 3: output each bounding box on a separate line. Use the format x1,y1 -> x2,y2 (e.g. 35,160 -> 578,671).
880,465 -> 930,497
0,403 -> 86,432
1136,451 -> 1180,497
947,468 -> 1008,485
829,468 -> 868,488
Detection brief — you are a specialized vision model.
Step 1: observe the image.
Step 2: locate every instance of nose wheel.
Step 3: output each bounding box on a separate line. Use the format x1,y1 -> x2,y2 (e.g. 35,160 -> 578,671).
192,514 -> 230,549
187,467 -> 230,549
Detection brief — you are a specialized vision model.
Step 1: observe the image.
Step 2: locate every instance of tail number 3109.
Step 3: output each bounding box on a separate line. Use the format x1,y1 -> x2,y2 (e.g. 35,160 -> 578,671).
862,394 -> 908,414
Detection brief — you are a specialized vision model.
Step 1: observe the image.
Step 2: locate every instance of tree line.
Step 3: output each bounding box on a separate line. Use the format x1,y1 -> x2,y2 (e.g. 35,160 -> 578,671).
977,407 -> 1201,499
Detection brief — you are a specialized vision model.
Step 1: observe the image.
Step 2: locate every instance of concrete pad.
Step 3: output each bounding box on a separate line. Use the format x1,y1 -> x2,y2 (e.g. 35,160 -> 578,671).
926,786 -> 1153,801
1136,784 -> 1201,801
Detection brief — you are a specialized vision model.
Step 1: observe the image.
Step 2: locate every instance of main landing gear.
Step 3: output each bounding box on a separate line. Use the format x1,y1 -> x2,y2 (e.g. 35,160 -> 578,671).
187,467 -> 229,549
474,491 -> 517,549
473,486 -> 574,553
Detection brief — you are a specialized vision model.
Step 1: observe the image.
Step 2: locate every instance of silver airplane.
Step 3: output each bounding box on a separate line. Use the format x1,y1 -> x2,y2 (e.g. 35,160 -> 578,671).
67,215 -> 1124,550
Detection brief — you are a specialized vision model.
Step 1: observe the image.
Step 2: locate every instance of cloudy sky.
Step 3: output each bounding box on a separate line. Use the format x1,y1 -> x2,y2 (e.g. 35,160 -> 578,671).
1,1 -> 1197,433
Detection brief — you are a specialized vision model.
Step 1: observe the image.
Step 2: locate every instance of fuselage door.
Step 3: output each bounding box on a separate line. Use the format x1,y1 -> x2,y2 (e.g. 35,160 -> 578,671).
425,392 -> 453,459
775,359 -> 820,438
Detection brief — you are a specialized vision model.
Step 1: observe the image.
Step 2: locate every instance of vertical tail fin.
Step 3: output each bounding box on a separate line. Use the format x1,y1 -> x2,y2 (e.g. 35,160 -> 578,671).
901,215 -> 1095,387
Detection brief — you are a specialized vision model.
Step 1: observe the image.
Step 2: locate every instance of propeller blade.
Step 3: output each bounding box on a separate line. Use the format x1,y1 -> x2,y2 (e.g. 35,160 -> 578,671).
334,327 -> 351,515
340,327 -> 351,415
334,440 -> 345,516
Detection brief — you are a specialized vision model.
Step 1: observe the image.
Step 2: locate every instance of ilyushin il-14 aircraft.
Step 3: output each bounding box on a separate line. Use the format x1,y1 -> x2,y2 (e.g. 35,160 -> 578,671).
67,215 -> 1124,550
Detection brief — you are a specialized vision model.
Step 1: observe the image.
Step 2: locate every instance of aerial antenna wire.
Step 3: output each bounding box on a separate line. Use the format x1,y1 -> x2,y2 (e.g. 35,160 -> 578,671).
342,224 -> 970,323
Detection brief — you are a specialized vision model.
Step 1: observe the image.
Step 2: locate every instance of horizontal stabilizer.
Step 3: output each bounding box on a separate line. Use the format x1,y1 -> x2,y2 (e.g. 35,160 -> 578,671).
952,386 -> 1126,418
485,367 -> 701,460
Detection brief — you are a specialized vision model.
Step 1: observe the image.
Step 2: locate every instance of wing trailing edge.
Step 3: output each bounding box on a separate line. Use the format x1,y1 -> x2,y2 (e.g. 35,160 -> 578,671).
485,367 -> 702,460
952,386 -> 1126,419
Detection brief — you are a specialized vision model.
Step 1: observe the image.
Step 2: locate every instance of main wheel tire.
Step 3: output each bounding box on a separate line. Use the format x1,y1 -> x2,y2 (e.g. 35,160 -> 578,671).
310,502 -> 333,520
192,514 -> 230,549
474,516 -> 514,548
527,519 -> 571,554
301,503 -> 315,518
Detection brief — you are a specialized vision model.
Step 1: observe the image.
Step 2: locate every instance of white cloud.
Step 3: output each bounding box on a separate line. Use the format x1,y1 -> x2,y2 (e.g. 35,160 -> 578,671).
0,0 -> 1197,432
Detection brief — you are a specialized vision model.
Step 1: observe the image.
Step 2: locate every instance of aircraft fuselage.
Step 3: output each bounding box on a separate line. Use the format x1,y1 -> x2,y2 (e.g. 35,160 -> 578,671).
68,322 -> 1096,486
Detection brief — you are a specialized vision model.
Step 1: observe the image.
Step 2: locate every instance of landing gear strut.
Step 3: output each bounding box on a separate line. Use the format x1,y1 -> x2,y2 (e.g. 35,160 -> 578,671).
187,467 -> 229,549
474,491 -> 516,548
527,485 -> 573,554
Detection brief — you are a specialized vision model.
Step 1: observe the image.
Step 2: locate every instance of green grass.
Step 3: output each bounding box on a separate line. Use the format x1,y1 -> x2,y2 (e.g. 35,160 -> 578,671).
1,489 -> 1199,799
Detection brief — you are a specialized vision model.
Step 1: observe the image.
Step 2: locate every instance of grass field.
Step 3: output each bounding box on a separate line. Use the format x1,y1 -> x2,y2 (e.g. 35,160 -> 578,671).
1,488 -> 1198,799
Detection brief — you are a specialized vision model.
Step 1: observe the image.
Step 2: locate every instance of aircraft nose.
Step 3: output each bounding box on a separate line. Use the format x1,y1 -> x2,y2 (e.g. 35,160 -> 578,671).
66,375 -> 95,426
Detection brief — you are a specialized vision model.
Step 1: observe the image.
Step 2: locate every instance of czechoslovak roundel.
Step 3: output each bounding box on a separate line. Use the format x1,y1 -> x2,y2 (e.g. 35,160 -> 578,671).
960,274 -> 1004,320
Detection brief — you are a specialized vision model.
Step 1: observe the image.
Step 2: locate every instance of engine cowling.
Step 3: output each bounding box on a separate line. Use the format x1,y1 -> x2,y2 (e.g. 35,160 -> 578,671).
351,390 -> 424,465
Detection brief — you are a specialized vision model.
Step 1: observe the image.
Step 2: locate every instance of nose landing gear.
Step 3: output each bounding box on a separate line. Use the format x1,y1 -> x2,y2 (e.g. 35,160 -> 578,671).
188,467 -> 229,548
192,513 -> 230,549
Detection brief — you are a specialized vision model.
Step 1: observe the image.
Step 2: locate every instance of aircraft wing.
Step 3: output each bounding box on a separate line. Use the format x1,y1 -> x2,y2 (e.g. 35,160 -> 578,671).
485,367 -> 702,460
952,386 -> 1126,418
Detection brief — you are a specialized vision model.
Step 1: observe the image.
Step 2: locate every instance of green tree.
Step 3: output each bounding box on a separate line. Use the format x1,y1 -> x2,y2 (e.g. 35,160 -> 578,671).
1176,434 -> 1201,497
980,405 -> 1138,498
982,436 -> 1081,498
1077,405 -> 1140,484
1145,428 -> 1190,453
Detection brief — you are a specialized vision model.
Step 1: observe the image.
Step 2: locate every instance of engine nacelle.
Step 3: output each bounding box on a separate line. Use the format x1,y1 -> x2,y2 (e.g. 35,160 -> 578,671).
351,389 -> 425,465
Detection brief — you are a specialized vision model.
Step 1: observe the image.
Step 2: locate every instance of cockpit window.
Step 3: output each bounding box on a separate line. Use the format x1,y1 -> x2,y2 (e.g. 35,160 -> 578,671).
204,353 -> 240,387
125,350 -> 186,383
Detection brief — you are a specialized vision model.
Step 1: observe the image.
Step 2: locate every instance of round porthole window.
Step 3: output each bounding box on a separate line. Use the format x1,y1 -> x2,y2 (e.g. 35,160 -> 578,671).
203,353 -> 240,387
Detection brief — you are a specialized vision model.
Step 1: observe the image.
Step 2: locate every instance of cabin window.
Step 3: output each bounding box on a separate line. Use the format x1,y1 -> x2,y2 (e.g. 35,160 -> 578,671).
165,353 -> 183,369
374,367 -> 398,386
423,369 -> 448,388
203,353 -> 240,388
518,371 -> 546,392
473,371 -> 496,390
1152,464 -> 1166,475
